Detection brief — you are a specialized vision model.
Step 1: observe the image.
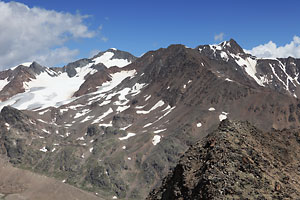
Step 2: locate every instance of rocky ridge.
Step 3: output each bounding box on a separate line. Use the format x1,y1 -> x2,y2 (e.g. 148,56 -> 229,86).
147,120 -> 300,200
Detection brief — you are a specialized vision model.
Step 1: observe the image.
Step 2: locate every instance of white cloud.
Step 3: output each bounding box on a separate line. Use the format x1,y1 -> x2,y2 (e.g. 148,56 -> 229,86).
0,1 -> 96,70
214,32 -> 224,41
248,36 -> 300,58
101,36 -> 108,42
33,47 -> 79,67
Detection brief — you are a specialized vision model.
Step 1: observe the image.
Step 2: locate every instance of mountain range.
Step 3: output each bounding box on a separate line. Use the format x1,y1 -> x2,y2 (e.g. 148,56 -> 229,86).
0,39 -> 300,199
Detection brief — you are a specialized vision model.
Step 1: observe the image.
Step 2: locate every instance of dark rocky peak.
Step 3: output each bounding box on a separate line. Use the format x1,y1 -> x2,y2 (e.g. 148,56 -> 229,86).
7,61 -> 52,79
140,44 -> 203,82
28,61 -> 48,75
197,38 -> 245,58
223,38 -> 245,55
62,58 -> 92,77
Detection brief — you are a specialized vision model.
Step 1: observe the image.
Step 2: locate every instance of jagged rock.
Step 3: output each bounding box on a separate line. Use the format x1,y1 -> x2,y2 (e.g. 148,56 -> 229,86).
147,120 -> 300,199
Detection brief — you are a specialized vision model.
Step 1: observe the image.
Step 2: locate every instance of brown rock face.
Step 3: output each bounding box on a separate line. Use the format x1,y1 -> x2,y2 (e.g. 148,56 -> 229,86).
0,66 -> 35,101
147,120 -> 300,200
73,70 -> 112,97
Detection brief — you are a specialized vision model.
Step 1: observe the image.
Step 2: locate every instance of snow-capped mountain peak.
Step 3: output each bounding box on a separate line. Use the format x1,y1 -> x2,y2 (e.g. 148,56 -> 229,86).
0,49 -> 137,110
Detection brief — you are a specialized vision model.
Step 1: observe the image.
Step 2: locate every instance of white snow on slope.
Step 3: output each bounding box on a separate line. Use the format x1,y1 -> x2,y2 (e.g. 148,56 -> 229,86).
93,52 -> 131,68
231,54 -> 268,87
136,100 -> 165,114
208,107 -> 215,111
74,109 -> 91,119
144,95 -> 151,101
197,122 -> 202,127
81,115 -> 94,123
119,133 -> 136,140
220,51 -> 229,61
116,105 -> 130,112
92,108 -> 113,124
152,135 -> 161,145
0,64 -> 94,110
219,112 -> 228,121
225,78 -> 233,82
0,52 -> 135,110
0,78 -> 9,91
153,129 -> 166,134
39,146 -> 48,152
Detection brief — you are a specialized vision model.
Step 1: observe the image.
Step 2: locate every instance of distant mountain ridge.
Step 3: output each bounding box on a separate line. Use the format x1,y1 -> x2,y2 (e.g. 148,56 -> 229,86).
0,48 -> 136,110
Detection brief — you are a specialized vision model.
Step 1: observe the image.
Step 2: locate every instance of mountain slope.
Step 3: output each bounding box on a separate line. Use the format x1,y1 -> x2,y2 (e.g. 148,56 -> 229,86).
0,158 -> 103,200
1,39 -> 300,199
147,120 -> 300,200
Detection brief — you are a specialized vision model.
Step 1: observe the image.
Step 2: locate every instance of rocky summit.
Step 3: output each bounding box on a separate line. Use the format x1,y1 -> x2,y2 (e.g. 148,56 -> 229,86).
147,120 -> 300,200
0,39 -> 300,199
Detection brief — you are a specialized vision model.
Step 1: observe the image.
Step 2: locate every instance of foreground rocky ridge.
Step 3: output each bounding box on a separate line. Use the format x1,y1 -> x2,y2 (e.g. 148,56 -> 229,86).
147,120 -> 300,200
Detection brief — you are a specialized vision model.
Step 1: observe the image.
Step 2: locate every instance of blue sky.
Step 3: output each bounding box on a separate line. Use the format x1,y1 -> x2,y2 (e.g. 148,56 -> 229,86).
0,0 -> 300,69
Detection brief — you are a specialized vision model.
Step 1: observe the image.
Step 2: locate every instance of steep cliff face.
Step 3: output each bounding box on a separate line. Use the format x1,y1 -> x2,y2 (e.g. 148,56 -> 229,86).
147,120 -> 300,200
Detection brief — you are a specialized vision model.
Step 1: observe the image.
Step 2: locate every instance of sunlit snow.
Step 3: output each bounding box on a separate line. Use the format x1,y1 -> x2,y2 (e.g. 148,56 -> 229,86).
119,132 -> 136,140
93,52 -> 131,68
152,135 -> 161,145
219,112 -> 228,121
208,107 -> 215,111
136,100 -> 165,114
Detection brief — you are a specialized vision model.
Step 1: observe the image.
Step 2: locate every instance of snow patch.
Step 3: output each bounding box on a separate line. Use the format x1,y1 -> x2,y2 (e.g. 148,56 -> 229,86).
116,105 -> 130,112
39,146 -> 48,152
232,54 -> 265,86
76,136 -> 85,141
143,123 -> 153,128
92,108 -> 113,124
152,135 -> 161,145
119,133 -> 136,140
208,107 -> 215,111
136,100 -> 165,114
197,122 -> 202,127
144,95 -> 151,101
81,115 -> 94,123
42,129 -> 50,134
0,78 -> 9,91
153,129 -> 166,134
220,51 -> 229,61
120,124 -> 132,130
219,112 -> 228,121
99,100 -> 111,106
98,121 -> 113,127
74,109 -> 91,119
93,52 -> 131,68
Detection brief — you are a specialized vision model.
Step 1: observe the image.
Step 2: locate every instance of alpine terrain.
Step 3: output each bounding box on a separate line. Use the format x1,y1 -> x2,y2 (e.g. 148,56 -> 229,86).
0,39 -> 300,199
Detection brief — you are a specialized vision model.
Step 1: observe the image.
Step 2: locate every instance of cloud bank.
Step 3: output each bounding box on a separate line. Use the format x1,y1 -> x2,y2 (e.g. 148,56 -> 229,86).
0,1 -> 96,70
248,36 -> 300,58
